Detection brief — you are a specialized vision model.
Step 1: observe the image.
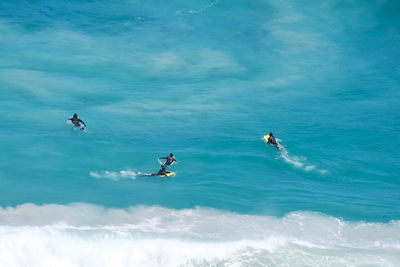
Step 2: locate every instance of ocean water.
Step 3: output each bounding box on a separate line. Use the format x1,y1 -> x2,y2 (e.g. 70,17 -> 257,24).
0,0 -> 399,266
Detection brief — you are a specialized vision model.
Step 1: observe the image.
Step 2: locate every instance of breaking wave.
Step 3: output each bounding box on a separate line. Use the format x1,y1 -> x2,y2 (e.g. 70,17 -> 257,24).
0,203 -> 398,266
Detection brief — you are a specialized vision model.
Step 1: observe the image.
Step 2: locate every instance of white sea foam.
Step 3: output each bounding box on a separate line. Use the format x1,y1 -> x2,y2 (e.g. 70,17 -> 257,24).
89,170 -> 137,180
279,148 -> 328,174
263,138 -> 328,174
0,203 -> 399,266
176,0 -> 220,15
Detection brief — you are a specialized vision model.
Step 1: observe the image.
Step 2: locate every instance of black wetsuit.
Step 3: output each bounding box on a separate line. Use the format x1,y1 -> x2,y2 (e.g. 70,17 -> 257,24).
268,135 -> 277,146
142,167 -> 169,177
159,156 -> 176,167
268,135 -> 281,150
69,117 -> 86,129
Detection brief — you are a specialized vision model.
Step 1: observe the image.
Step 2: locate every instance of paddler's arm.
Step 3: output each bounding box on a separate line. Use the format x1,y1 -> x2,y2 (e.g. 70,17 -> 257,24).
79,119 -> 86,126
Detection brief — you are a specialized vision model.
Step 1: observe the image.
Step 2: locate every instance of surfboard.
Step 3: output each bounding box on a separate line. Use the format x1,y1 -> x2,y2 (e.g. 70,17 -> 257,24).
157,172 -> 175,178
263,135 -> 270,143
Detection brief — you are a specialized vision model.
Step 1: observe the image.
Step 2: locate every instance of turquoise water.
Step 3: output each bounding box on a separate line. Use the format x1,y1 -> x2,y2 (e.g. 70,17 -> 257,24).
1,0 -> 400,265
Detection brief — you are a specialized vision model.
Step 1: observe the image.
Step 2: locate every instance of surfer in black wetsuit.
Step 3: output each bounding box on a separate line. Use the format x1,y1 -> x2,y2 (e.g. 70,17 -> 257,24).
68,113 -> 86,130
268,132 -> 281,151
140,154 -> 177,177
158,153 -> 177,167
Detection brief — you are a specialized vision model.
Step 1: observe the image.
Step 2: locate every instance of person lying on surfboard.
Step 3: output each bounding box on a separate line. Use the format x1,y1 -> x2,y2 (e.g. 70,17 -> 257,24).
267,132 -> 281,151
68,113 -> 86,130
158,153 -> 177,167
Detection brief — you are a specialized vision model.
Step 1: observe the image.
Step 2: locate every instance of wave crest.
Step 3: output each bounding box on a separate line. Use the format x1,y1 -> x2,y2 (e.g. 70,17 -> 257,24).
0,203 -> 399,266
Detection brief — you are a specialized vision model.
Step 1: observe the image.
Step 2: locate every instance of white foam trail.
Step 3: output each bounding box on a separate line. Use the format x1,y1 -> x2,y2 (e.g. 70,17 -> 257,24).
280,148 -> 328,174
280,148 -> 304,168
0,203 -> 399,267
305,165 -> 316,171
264,138 -> 328,173
89,170 -> 137,180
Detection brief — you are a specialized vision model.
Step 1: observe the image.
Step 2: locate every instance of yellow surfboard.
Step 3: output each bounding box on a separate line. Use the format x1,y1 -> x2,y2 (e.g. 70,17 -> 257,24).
263,135 -> 270,143
157,172 -> 175,178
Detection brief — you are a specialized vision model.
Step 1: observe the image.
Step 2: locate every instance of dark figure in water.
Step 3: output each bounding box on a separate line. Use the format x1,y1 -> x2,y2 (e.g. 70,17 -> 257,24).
158,153 -> 177,167
68,113 -> 86,130
268,132 -> 281,151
